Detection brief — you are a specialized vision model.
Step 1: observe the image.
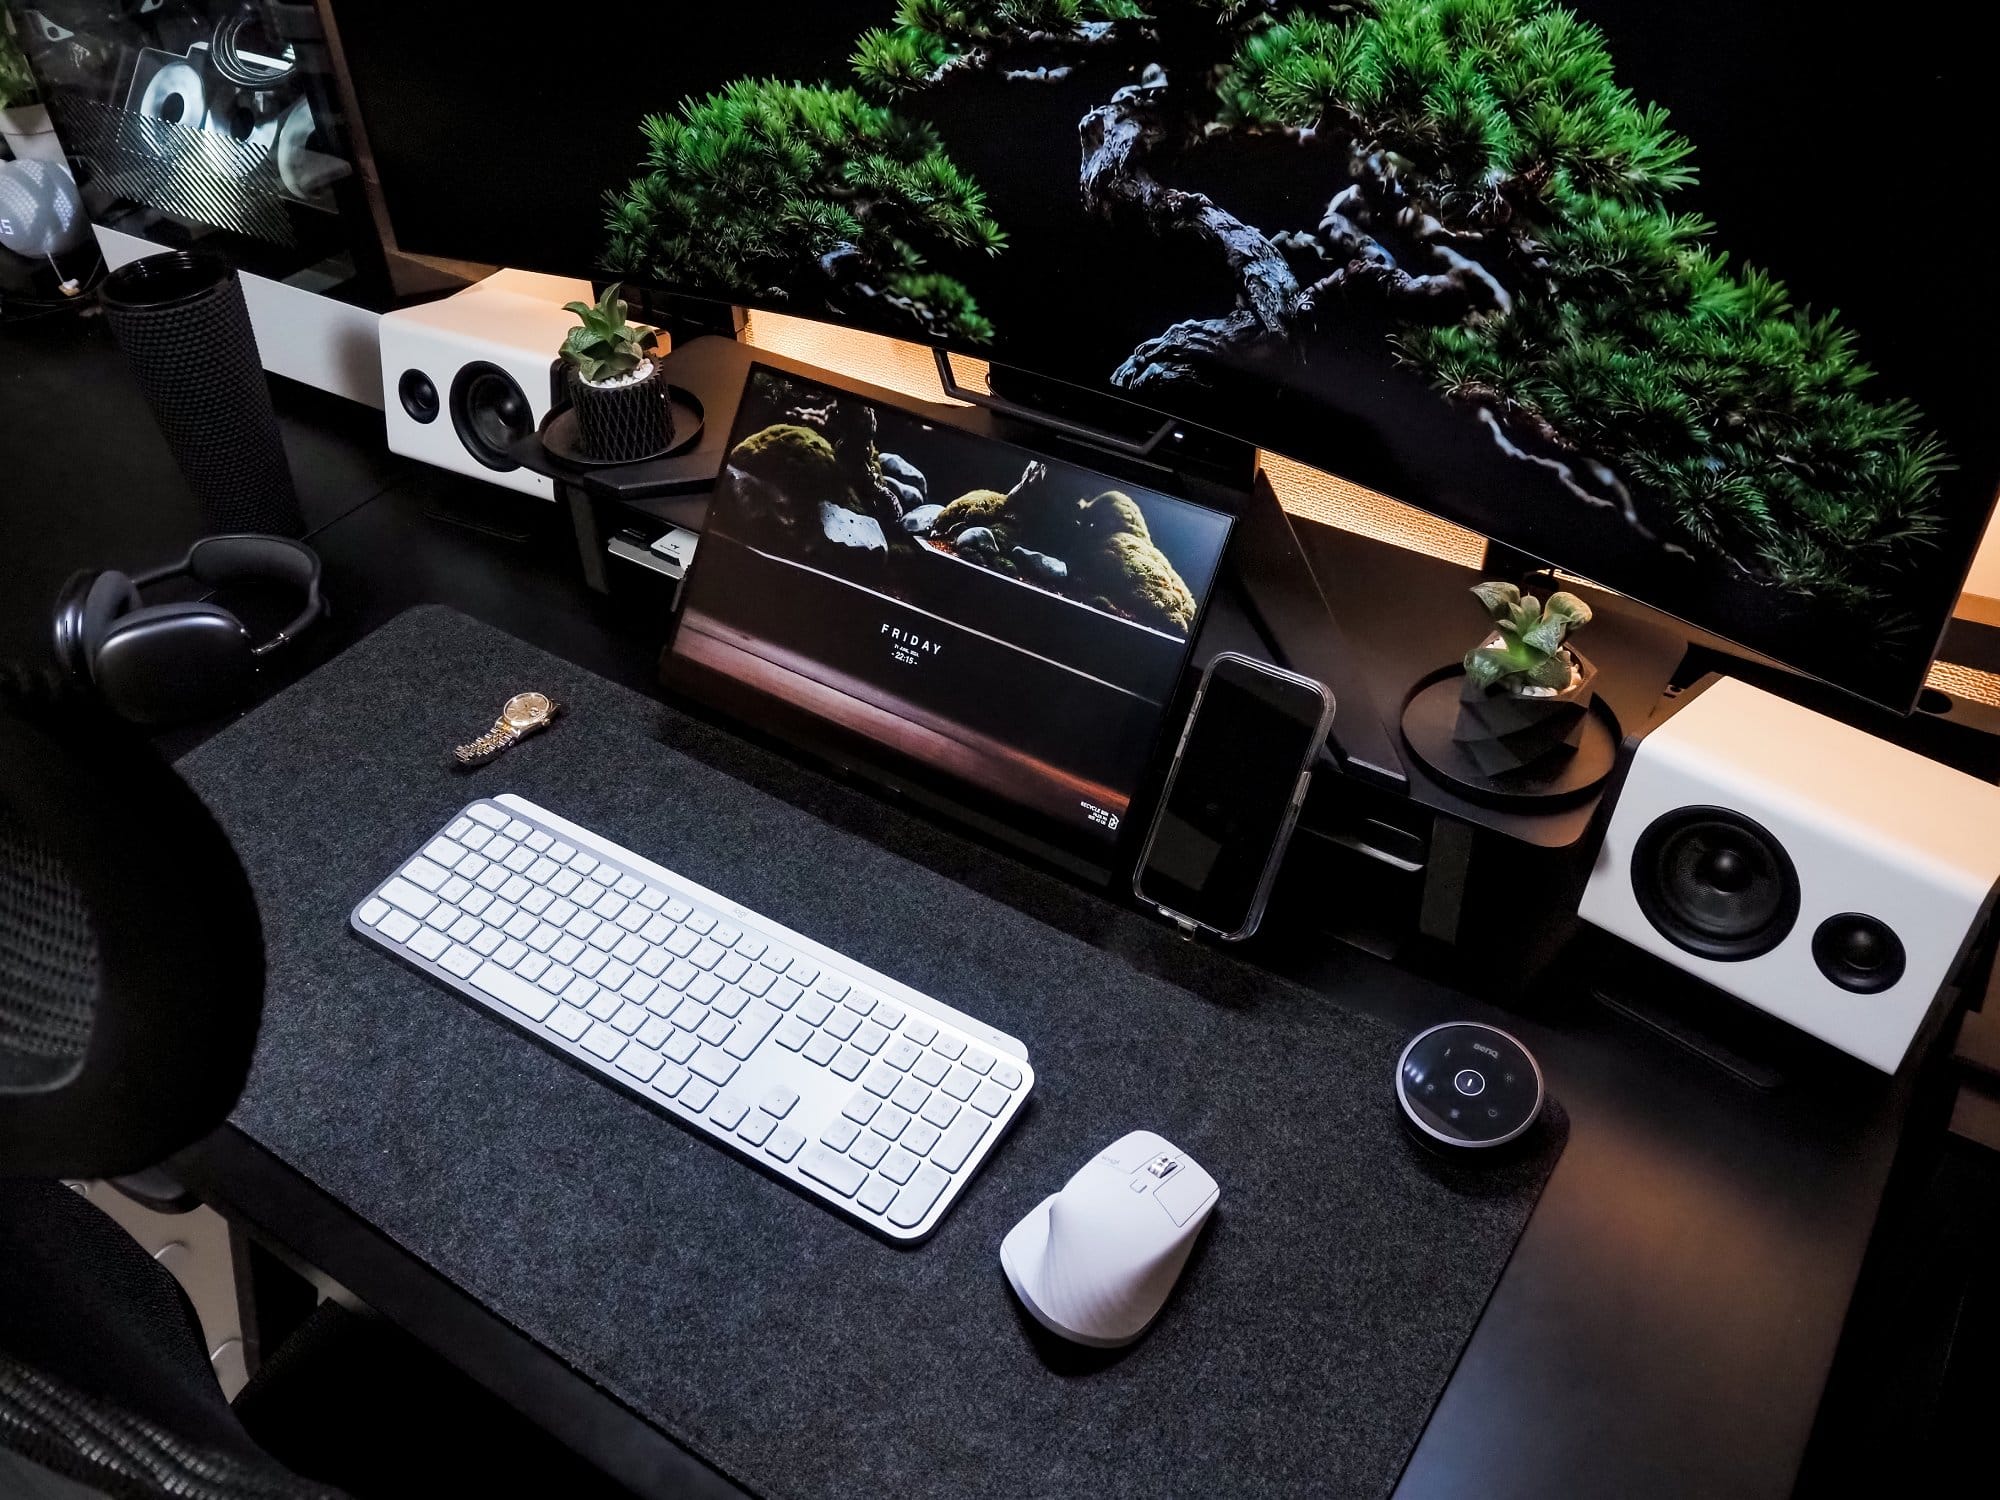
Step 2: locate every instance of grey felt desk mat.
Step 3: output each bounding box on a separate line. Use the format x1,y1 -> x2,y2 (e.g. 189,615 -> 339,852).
177,606 -> 1564,1500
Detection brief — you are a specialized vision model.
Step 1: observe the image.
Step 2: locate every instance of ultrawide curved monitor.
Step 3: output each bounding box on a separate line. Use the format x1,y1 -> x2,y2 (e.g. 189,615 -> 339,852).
330,0 -> 1999,711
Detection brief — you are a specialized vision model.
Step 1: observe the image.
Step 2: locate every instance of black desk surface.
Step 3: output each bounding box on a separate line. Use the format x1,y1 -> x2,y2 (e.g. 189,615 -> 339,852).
1,314 -> 1918,1497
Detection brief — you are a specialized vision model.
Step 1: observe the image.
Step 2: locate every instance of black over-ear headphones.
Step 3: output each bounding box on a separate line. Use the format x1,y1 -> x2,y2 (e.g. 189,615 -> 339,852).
53,534 -> 325,725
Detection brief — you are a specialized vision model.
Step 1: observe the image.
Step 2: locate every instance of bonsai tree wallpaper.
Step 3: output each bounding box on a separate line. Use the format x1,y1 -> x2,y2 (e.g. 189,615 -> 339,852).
332,0 -> 1999,708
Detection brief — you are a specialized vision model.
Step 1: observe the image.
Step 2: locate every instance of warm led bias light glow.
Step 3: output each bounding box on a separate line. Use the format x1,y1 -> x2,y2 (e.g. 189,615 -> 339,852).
741,314 -> 1998,708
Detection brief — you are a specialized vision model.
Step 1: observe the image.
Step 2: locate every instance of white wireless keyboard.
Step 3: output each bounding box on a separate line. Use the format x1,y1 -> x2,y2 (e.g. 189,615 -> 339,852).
350,794 -> 1034,1241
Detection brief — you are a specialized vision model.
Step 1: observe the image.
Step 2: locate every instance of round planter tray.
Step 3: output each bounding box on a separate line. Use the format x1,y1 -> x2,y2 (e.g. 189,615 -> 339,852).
538,384 -> 705,468
1399,664 -> 1621,809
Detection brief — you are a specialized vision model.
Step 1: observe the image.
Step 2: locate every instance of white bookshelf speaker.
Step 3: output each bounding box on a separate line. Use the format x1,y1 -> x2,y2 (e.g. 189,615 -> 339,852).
1578,675 -> 2000,1072
377,269 -> 594,499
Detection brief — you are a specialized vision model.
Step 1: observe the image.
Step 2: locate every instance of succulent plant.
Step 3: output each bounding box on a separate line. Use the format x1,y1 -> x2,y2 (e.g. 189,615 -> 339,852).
1463,581 -> 1593,693
559,283 -> 654,385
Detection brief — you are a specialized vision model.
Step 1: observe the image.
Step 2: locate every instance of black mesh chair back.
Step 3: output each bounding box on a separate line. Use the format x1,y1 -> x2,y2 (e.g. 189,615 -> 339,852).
0,672 -> 263,1177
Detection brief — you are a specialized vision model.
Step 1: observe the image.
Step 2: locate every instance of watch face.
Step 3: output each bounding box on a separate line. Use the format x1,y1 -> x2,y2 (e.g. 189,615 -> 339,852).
502,692 -> 552,730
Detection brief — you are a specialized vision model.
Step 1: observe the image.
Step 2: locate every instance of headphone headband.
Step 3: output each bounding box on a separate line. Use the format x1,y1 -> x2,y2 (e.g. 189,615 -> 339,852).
130,534 -> 324,657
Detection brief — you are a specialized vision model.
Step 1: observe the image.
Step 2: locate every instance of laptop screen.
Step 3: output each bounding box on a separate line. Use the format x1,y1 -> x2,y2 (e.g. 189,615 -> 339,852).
668,365 -> 1233,869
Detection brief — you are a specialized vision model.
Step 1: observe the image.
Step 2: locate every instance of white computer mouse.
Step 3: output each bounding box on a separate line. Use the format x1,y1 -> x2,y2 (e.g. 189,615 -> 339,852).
1000,1129 -> 1220,1348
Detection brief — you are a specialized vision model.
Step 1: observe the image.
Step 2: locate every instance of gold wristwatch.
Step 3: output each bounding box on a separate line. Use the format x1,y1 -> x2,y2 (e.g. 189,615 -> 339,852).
454,691 -> 560,767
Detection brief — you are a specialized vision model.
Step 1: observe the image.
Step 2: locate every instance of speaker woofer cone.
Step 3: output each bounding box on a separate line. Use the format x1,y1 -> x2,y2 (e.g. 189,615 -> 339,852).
449,362 -> 530,472
1631,805 -> 1800,960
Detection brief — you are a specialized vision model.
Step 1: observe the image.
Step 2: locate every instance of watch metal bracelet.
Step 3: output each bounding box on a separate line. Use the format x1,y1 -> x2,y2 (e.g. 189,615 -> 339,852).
455,720 -> 518,766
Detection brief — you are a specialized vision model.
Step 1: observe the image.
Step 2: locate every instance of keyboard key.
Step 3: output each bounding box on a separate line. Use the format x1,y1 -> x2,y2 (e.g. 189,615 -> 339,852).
549,869 -> 581,896
770,979 -> 803,1010
525,830 -> 554,853
568,853 -> 599,877
697,1013 -> 733,1046
566,911 -> 601,939
515,953 -> 550,983
493,939 -> 528,969
879,1147 -> 920,1185
671,999 -> 707,1030
620,973 -> 657,1007
920,1095 -> 960,1130
484,838 -> 518,865
637,1016 -> 674,1049
830,1045 -> 869,1080
962,1048 -> 994,1077
708,1094 -> 748,1130
887,1164 -> 952,1228
737,1109 -> 778,1146
503,819 -> 531,840
739,964 -> 776,996
562,975 -> 598,1006
902,1120 -> 940,1156
652,1060 -> 690,1098
402,856 -> 449,891
714,922 -> 743,947
766,1125 -> 806,1162
616,1044 -> 663,1082
547,1004 -> 591,1041
466,804 -> 506,828
733,934 -> 764,960
940,1067 -> 980,1101
440,876 -> 474,906
447,818 -> 474,840
931,1034 -> 965,1061
803,1032 -> 840,1066
587,991 -> 621,1021
820,1117 -> 861,1151
852,1021 -> 889,1055
378,910 -> 421,944
640,913 -> 674,944
991,1061 -> 1024,1090
690,973 -> 724,1003
503,848 -> 537,875
423,902 -> 458,931
857,1175 -> 897,1215
536,965 -> 574,995
599,961 -> 632,990
882,1038 -> 921,1072
842,991 -> 875,1018
636,886 -> 666,911
842,1092 -> 881,1125
873,1105 -> 911,1141
800,1145 -> 866,1198
797,996 -> 834,1026
665,929 -> 700,959
862,1062 -> 900,1098
664,897 -> 693,922
611,1002 -> 647,1035
527,858 -> 560,885
761,1086 -> 798,1119
580,1021 -> 626,1060
711,985 -> 748,1018
815,976 -> 851,1003
446,914 -> 481,944
662,1031 -> 699,1064
723,1002 -> 781,1059
637,947 -> 670,978
596,894 -> 630,925
614,874 -> 645,899
440,944 -> 482,978
970,1080 -> 1011,1117
574,949 -> 607,978
460,890 -> 493,917
931,1114 -> 989,1173
689,1045 -> 738,1086
684,910 -> 716,936
378,878 -> 437,921
574,881 -> 607,909
500,874 -> 533,903
774,1017 -> 812,1051
551,935 -> 585,965
611,933 -> 646,965
663,959 -> 700,992
503,910 -> 537,940
471,927 -> 505,957
823,1009 -> 860,1042
891,1077 -> 930,1114
788,959 -> 819,985
527,922 -> 561,952
679,1078 -> 717,1112
358,897 -> 390,927
873,1003 -> 906,1030
410,927 -> 450,961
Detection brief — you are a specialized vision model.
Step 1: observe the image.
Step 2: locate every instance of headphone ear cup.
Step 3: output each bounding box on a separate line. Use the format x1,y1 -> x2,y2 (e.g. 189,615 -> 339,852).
91,601 -> 255,726
52,570 -> 141,683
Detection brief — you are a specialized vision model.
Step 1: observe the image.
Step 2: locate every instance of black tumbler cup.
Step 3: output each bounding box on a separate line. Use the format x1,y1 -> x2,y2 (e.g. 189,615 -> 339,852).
99,250 -> 305,537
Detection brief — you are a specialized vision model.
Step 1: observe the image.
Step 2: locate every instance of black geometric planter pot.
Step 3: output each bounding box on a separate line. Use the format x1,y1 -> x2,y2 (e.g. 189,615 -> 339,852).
569,361 -> 675,463
1452,646 -> 1599,777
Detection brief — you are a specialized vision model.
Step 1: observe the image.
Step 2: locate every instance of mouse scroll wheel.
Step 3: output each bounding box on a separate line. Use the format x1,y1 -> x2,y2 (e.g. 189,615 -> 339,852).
1144,1153 -> 1180,1179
